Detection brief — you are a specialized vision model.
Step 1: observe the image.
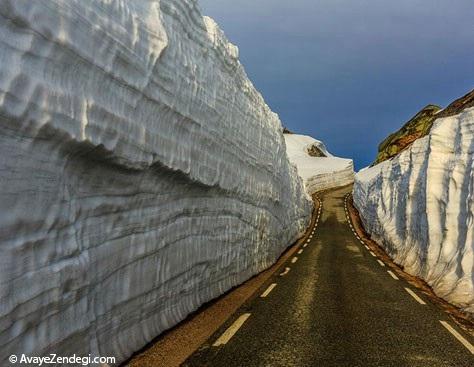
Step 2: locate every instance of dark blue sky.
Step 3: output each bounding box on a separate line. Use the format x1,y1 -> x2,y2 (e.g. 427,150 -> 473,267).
199,0 -> 474,170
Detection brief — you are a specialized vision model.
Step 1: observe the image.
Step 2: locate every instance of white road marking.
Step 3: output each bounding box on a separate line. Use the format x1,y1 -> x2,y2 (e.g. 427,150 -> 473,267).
377,259 -> 385,267
364,245 -> 370,250
369,251 -> 376,257
309,235 -> 313,239
306,239 -> 310,243
279,267 -> 290,276
387,270 -> 399,280
297,249 -> 303,254
260,283 -> 277,298
213,313 -> 251,346
439,320 -> 474,354
404,288 -> 426,305
291,256 -> 298,264
303,243 -> 308,248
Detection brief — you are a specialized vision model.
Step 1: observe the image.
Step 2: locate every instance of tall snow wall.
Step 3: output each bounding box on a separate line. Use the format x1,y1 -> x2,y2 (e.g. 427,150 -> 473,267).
0,0 -> 312,363
354,106 -> 474,313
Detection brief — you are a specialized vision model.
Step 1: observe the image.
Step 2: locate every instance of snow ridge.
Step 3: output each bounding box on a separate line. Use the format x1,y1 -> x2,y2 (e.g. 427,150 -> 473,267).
285,134 -> 354,195
354,107 -> 474,312
0,0 -> 311,363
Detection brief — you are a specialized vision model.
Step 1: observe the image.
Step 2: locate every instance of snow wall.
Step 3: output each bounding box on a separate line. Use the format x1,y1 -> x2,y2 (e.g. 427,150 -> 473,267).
284,134 -> 354,195
354,107 -> 474,313
0,0 -> 312,363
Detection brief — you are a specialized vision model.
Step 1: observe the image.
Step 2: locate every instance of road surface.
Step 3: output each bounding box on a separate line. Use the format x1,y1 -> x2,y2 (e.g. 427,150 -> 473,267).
184,186 -> 474,367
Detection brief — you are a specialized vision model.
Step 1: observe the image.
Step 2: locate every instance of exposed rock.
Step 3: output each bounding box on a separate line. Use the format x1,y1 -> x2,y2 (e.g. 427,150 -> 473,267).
437,89 -> 474,118
306,143 -> 327,157
374,104 -> 441,165
374,89 -> 474,165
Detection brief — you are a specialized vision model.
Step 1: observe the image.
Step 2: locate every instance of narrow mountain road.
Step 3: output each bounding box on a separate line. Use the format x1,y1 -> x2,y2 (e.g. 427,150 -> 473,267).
184,186 -> 474,367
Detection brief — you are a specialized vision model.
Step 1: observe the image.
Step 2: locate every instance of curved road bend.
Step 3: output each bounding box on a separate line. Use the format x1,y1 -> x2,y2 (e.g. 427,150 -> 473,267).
184,186 -> 474,367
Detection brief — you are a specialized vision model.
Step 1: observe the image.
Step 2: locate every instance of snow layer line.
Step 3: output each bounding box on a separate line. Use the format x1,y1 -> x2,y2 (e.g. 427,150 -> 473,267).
354,107 -> 474,312
0,0 -> 312,364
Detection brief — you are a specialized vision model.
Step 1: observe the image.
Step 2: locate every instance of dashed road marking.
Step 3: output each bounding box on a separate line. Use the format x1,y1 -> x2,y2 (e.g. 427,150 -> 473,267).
291,256 -> 298,264
303,243 -> 308,248
369,251 -> 376,257
405,288 -> 426,305
387,270 -> 399,280
377,259 -> 385,267
213,313 -> 251,346
364,245 -> 370,250
279,267 -> 290,276
260,283 -> 277,298
439,320 -> 474,354
297,249 -> 303,255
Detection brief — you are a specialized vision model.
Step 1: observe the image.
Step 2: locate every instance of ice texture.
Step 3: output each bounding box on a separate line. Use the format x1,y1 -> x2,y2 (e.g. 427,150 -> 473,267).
0,0 -> 312,363
354,108 -> 474,312
284,134 -> 354,195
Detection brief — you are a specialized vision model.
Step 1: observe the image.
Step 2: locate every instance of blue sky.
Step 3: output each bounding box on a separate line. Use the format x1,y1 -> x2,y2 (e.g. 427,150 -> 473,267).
199,0 -> 474,170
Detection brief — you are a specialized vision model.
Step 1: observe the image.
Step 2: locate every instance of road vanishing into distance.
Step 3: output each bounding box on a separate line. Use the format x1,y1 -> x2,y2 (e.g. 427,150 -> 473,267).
184,186 -> 474,367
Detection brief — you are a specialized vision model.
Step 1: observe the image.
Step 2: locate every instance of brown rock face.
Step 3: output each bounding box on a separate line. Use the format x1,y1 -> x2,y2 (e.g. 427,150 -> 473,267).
437,89 -> 474,119
374,104 -> 441,165
373,89 -> 474,165
306,144 -> 327,157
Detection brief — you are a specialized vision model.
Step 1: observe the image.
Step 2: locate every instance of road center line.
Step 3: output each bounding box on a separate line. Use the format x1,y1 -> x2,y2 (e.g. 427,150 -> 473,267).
387,270 -> 399,280
439,320 -> 474,354
213,313 -> 251,346
364,245 -> 370,250
297,249 -> 303,254
377,259 -> 385,267
404,287 -> 426,305
291,256 -> 298,264
303,243 -> 308,248
279,267 -> 290,276
260,283 -> 277,298
369,251 -> 376,257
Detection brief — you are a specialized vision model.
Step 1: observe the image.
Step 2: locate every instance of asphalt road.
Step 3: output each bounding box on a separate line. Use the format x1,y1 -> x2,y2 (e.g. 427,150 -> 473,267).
184,186 -> 474,367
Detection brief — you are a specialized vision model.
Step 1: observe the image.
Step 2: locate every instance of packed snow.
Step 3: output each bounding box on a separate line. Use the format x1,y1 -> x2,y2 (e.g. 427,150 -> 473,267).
354,108 -> 474,312
285,134 -> 354,195
0,0 -> 312,364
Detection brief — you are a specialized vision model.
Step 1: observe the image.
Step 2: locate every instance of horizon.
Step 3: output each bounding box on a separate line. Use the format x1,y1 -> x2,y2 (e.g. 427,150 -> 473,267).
199,0 -> 474,170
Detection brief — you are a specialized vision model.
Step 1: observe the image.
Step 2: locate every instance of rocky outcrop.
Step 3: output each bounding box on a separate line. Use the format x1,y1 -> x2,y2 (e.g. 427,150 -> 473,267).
374,104 -> 441,165
0,0 -> 311,364
354,90 -> 474,313
374,90 -> 474,165
284,134 -> 354,195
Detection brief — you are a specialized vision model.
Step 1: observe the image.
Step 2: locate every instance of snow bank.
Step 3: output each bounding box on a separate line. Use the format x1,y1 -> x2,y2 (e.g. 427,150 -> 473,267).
354,108 -> 474,312
0,0 -> 311,363
284,134 -> 354,195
